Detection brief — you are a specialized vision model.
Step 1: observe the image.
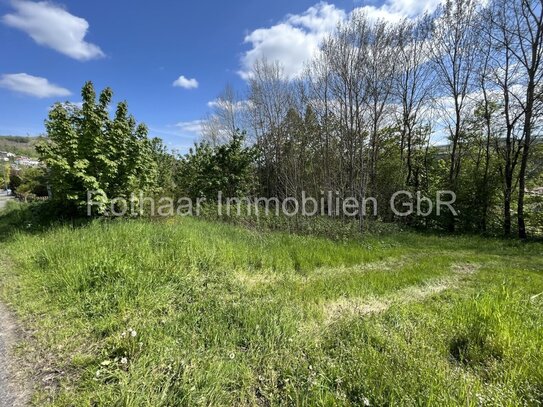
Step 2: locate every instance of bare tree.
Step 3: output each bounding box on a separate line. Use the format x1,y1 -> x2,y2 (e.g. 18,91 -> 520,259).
430,0 -> 480,231
307,43 -> 335,195
511,0 -> 543,239
394,16 -> 434,187
247,59 -> 294,198
202,84 -> 243,146
322,12 -> 370,221
364,19 -> 397,193
484,0 -> 526,235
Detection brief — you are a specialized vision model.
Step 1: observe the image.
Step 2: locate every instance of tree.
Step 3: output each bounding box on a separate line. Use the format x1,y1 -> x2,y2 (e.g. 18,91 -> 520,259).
320,12 -> 370,221
37,81 -> 158,215
11,166 -> 48,199
176,132 -> 257,201
430,0 -> 480,231
394,17 -> 434,188
2,163 -> 10,191
486,0 -> 543,238
511,0 -> 543,239
364,20 -> 396,193
247,59 -> 294,199
202,84 -> 244,146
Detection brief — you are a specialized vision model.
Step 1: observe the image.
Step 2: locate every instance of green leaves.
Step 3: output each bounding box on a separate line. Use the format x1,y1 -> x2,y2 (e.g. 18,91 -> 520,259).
176,132 -> 257,201
39,81 -> 159,215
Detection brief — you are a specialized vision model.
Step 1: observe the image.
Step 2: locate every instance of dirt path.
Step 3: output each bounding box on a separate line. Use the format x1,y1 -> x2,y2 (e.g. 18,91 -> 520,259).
0,302 -> 29,406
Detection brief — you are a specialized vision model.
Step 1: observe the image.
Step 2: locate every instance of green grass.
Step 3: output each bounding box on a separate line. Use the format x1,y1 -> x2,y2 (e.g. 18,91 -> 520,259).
1,209 -> 543,406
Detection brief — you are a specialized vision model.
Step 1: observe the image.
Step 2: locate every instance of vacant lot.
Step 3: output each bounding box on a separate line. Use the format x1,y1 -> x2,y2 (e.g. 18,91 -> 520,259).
0,210 -> 542,406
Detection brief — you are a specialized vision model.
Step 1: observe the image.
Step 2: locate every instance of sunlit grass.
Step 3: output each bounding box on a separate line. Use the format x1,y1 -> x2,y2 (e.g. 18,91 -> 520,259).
0,214 -> 542,405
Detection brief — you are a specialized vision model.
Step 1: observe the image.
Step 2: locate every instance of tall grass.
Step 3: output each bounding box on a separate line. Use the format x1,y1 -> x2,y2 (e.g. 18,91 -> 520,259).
0,211 -> 542,405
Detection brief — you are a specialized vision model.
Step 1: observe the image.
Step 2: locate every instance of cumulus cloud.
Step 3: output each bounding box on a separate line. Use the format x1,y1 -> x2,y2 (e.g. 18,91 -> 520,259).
2,0 -> 104,61
0,73 -> 71,98
173,75 -> 199,90
174,120 -> 204,134
239,2 -> 345,80
239,0 -> 441,80
356,0 -> 442,22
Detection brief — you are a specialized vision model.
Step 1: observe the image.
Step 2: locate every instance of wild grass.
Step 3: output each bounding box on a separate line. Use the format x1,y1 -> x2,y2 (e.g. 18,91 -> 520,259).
0,209 -> 542,406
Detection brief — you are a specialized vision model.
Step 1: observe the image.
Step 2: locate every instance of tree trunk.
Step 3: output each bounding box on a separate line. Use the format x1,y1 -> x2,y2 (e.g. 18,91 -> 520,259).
518,90 -> 534,240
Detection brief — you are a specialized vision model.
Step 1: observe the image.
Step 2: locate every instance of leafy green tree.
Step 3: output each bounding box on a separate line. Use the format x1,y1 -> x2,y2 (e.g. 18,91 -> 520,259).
150,137 -> 177,196
2,163 -> 10,190
176,132 -> 257,201
37,81 -> 157,215
12,167 -> 48,198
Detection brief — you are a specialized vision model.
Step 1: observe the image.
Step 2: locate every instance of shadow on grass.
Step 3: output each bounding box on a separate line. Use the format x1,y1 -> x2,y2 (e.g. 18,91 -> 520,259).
1,200 -> 541,256
0,200 -> 92,243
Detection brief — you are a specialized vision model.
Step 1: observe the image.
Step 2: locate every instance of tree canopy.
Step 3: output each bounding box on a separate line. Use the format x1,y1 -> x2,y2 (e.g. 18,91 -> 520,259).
37,81 -> 158,215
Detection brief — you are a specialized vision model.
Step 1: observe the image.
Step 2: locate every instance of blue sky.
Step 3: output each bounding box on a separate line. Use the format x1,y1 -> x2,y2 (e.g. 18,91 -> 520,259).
0,0 -> 439,151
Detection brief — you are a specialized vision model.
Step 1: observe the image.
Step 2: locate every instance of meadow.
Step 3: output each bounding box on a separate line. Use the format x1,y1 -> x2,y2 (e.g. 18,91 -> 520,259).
0,203 -> 543,406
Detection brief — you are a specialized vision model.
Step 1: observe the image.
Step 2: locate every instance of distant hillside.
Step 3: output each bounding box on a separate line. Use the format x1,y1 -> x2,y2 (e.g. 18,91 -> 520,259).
0,135 -> 40,158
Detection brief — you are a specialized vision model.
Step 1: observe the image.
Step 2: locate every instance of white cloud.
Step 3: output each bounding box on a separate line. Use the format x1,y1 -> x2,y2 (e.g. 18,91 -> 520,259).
240,2 -> 346,80
239,0 -> 442,80
207,99 -> 251,111
2,0 -> 104,61
173,75 -> 199,90
174,120 -> 204,134
356,0 -> 441,22
0,73 -> 71,98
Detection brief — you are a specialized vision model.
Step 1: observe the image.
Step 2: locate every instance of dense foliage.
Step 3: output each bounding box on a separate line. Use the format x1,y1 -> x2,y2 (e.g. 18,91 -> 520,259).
37,82 -> 158,215
20,0 -> 542,238
176,132 -> 258,201
10,167 -> 48,199
202,0 -> 543,238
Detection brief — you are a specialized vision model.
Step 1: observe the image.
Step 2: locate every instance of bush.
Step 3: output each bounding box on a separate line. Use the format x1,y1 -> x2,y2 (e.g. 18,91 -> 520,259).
175,132 -> 257,201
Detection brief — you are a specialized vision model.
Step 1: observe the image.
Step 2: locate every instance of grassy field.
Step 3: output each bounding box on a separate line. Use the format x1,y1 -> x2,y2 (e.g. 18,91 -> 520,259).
1,205 -> 543,405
